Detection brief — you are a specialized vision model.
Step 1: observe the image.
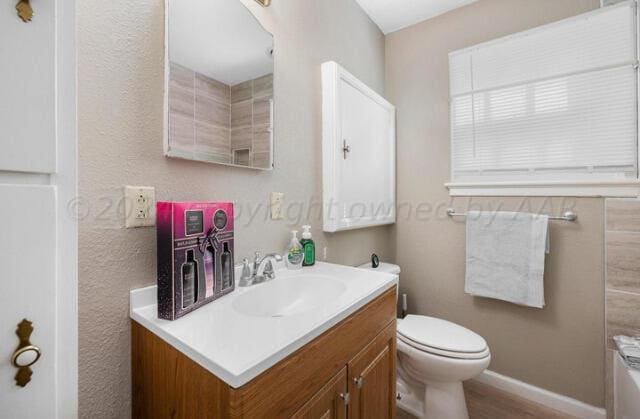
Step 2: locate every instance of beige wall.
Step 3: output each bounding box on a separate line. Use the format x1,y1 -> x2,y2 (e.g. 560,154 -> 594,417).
385,0 -> 605,407
78,0 -> 389,416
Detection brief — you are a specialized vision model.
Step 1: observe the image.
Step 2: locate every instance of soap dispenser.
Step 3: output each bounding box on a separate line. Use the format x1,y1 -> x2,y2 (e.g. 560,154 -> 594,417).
286,230 -> 304,270
300,225 -> 315,266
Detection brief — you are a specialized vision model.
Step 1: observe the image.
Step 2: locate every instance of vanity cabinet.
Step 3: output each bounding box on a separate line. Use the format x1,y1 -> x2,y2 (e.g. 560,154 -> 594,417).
132,287 -> 397,418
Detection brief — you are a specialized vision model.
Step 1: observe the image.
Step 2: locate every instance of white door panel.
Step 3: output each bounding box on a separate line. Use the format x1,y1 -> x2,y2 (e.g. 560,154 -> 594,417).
0,184 -> 57,417
0,0 -> 75,416
0,0 -> 57,173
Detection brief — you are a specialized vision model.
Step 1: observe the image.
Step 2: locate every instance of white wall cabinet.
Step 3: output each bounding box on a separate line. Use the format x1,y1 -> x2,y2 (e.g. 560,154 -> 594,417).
321,61 -> 396,232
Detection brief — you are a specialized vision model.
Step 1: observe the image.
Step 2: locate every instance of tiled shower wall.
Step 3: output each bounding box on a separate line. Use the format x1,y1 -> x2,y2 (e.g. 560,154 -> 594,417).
605,198 -> 640,416
169,62 -> 233,164
230,74 -> 273,168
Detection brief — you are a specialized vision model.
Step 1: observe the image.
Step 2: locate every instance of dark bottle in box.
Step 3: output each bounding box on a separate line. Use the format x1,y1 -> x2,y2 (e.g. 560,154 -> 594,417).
182,249 -> 198,308
221,242 -> 233,289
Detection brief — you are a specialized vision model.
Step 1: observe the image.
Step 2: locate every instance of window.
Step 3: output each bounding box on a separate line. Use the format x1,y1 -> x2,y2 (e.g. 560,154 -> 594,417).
448,2 -> 640,196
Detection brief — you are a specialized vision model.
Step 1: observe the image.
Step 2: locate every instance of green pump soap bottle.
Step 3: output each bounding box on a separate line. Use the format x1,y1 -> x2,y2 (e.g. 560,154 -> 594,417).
301,225 -> 315,266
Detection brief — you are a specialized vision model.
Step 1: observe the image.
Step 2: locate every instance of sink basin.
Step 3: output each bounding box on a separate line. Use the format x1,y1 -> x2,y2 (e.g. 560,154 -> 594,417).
232,275 -> 347,317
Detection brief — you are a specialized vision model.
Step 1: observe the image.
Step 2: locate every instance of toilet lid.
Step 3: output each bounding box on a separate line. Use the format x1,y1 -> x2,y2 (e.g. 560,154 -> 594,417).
397,315 -> 487,354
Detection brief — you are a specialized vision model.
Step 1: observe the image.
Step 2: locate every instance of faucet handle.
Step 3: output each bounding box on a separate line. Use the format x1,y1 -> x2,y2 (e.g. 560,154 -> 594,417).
264,260 -> 275,280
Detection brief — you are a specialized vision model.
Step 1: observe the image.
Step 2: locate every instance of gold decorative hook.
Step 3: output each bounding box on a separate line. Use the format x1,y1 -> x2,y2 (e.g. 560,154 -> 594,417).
254,0 -> 271,7
16,0 -> 33,23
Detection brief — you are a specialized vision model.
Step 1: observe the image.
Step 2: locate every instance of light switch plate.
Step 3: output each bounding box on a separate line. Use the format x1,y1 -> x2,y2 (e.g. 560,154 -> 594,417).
270,192 -> 284,220
124,186 -> 156,228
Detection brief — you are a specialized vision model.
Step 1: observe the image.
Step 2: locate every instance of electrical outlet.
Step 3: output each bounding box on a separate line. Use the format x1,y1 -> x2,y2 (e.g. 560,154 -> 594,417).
125,186 -> 156,228
270,192 -> 284,220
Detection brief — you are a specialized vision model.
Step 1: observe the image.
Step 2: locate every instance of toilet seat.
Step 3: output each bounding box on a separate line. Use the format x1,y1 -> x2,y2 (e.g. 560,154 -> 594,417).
397,333 -> 490,360
398,315 -> 489,360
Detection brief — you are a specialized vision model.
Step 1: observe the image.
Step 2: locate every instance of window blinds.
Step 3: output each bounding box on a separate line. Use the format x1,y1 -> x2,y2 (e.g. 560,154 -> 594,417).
449,2 -> 638,184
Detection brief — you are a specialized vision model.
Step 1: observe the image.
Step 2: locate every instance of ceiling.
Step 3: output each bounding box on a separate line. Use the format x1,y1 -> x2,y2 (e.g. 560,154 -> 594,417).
355,0 -> 479,34
169,0 -> 273,86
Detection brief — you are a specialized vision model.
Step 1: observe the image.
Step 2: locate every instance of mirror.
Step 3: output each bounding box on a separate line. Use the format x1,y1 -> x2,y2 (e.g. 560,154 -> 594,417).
165,0 -> 274,170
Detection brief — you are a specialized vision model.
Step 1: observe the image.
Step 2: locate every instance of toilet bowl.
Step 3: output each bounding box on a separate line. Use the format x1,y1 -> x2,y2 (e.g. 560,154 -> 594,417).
358,262 -> 491,419
397,315 -> 491,419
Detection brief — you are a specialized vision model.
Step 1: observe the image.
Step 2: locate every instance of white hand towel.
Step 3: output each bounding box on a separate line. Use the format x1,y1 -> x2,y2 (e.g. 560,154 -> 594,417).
465,211 -> 549,308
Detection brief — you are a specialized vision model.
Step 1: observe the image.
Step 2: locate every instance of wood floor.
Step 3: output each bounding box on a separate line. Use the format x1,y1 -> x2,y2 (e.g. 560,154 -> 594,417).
397,380 -> 577,419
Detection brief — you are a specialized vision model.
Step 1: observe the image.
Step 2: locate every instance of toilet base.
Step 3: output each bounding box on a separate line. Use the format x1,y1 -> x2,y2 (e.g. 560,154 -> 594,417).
397,376 -> 424,418
397,377 -> 469,419
424,380 -> 468,419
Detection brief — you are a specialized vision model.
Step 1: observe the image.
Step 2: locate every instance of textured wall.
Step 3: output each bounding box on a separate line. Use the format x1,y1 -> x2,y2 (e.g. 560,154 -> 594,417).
385,0 -> 605,407
77,0 -> 389,416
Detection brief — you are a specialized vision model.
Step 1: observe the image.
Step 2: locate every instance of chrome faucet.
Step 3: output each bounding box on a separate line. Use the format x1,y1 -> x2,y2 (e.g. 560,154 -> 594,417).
239,252 -> 283,287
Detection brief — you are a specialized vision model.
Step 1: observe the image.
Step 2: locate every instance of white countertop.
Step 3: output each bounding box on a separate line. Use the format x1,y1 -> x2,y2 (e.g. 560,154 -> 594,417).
130,262 -> 398,388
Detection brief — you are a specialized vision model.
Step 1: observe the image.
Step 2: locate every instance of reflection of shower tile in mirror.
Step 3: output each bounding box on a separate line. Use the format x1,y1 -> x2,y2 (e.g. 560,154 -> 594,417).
196,94 -> 231,128
169,113 -> 195,150
252,152 -> 270,169
195,121 -> 231,163
170,62 -> 195,91
195,73 -> 230,104
253,98 -> 271,126
233,149 -> 251,166
169,64 -> 273,168
253,74 -> 273,99
231,100 -> 252,128
169,84 -> 194,119
231,81 -> 253,104
231,126 -> 252,150
253,124 -> 271,153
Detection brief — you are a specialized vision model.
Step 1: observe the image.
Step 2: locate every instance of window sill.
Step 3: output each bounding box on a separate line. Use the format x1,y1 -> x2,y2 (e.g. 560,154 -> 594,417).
445,180 -> 640,197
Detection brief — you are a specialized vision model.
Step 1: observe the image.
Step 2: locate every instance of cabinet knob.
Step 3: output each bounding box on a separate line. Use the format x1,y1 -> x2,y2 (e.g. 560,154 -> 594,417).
11,319 -> 41,387
342,140 -> 351,159
339,392 -> 350,405
16,0 -> 33,22
353,376 -> 364,389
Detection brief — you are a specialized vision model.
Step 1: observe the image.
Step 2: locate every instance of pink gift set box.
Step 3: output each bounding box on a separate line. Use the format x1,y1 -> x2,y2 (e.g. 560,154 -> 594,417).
156,201 -> 235,320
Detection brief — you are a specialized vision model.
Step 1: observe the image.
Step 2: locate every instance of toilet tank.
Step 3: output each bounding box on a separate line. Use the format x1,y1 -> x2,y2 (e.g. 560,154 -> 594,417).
614,352 -> 640,418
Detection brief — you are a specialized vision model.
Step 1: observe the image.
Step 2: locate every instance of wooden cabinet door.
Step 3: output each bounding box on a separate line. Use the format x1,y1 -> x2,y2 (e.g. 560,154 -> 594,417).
348,322 -> 396,419
292,367 -> 348,419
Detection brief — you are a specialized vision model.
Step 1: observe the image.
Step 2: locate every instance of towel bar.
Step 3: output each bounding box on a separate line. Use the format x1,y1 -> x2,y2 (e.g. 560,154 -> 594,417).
446,208 -> 577,222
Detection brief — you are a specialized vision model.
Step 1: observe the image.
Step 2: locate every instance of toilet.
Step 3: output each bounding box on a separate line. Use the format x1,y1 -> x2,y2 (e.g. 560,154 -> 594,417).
358,262 -> 491,419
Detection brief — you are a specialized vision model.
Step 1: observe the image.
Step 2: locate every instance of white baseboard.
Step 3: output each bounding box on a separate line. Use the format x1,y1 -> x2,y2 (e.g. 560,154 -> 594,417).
474,370 -> 606,419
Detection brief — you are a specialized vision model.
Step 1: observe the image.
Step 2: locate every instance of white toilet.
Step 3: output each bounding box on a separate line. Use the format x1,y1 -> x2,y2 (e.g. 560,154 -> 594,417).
359,262 -> 491,419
